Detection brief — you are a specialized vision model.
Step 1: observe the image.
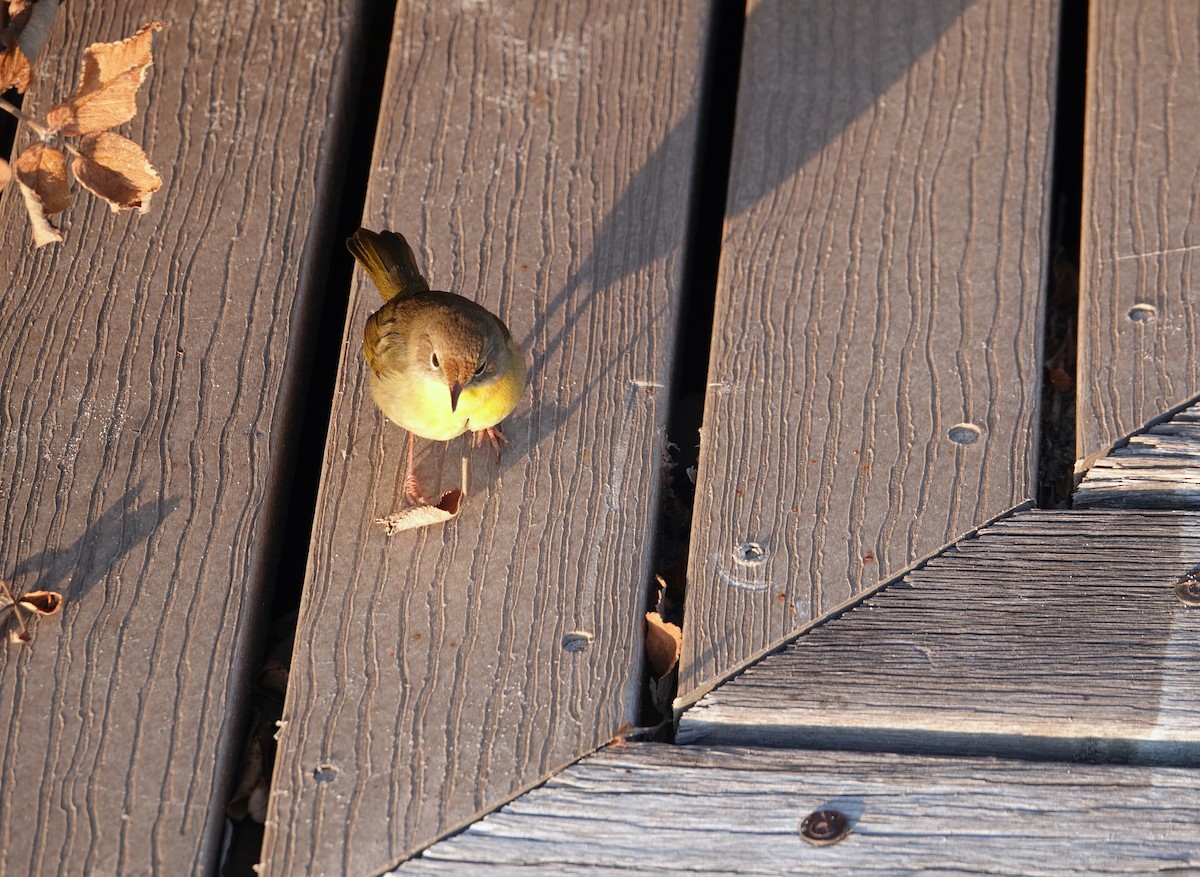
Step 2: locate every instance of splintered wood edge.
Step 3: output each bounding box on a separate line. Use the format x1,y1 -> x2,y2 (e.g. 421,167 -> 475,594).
1075,398 -> 1200,508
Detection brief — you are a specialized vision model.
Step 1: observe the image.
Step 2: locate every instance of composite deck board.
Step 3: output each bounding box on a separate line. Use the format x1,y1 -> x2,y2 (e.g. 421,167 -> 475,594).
1078,1 -> 1200,458
0,1 -> 360,875
260,2 -> 706,873
1076,402 -> 1200,507
679,0 -> 1058,700
389,742 -> 1200,876
678,509 -> 1200,764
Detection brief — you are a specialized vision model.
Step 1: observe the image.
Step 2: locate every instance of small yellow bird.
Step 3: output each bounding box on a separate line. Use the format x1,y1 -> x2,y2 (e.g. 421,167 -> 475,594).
347,228 -> 527,504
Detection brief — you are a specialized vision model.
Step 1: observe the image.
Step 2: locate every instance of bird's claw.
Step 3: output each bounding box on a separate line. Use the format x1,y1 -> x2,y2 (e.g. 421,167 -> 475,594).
472,425 -> 508,462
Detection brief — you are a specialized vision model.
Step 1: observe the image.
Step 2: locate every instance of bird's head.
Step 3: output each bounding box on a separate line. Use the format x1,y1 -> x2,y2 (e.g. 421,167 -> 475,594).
422,322 -> 501,413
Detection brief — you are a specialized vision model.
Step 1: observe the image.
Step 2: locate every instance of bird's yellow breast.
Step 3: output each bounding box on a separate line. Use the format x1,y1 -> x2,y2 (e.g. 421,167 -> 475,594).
369,344 -> 526,442
370,369 -> 468,441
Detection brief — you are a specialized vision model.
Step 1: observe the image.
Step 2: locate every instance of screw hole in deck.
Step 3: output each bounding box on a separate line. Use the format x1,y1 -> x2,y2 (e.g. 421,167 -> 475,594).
1127,302 -> 1157,323
947,423 -> 982,445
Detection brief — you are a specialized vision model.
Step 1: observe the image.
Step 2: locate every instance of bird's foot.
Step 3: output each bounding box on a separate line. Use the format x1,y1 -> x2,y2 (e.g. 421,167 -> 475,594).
472,425 -> 508,462
404,474 -> 437,506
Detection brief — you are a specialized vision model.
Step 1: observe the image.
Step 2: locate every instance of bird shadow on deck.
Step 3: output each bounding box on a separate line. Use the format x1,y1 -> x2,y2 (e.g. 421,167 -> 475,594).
412,0 -> 981,507
9,482 -> 181,604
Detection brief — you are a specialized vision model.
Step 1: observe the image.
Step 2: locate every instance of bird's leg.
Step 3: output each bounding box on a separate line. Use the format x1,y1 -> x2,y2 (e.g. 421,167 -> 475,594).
404,431 -> 434,504
471,424 -> 508,462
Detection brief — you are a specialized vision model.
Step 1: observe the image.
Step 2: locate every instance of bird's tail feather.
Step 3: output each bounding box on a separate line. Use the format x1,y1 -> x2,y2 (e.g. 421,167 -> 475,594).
346,228 -> 431,302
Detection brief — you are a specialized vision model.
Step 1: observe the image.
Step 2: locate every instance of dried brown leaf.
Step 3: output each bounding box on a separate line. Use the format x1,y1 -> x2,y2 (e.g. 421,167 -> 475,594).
46,21 -> 162,136
0,156 -> 10,189
259,658 -> 289,696
0,579 -> 63,644
15,141 -> 70,211
605,721 -> 633,749
648,674 -> 673,719
15,142 -> 70,247
0,1 -> 29,49
17,181 -> 62,247
645,610 -> 681,679
227,731 -> 265,821
18,589 -> 63,616
0,44 -> 30,92
375,489 -> 464,534
73,131 -> 162,214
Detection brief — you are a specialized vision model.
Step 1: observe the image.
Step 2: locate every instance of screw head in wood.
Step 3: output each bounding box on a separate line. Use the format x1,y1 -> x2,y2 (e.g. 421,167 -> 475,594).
734,541 -> 768,565
1127,302 -> 1157,323
947,422 -> 981,445
799,809 -> 850,846
562,630 -> 594,652
1175,571 -> 1200,606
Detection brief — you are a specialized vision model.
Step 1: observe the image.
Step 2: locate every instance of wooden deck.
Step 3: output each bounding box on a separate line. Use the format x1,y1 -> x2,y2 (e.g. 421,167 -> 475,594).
0,1 -> 1197,875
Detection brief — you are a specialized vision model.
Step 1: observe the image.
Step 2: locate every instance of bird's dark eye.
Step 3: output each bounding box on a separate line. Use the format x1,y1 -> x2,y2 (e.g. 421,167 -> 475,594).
430,352 -> 440,369
473,362 -> 486,378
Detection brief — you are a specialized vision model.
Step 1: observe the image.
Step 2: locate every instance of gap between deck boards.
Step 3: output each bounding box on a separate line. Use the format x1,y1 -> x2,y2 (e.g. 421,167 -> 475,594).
222,0 -> 400,871
1037,0 -> 1089,508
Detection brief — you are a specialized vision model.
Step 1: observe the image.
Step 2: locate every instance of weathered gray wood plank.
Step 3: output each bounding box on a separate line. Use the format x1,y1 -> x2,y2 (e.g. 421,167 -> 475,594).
1076,402 -> 1200,507
260,2 -> 706,873
679,0 -> 1058,701
0,1 -> 360,875
1078,1 -> 1200,458
679,510 -> 1200,764
388,742 -> 1200,876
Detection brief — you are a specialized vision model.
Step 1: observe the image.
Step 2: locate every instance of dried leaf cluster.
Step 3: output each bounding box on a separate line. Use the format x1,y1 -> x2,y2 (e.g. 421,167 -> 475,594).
0,578 -> 62,644
1,4 -> 163,247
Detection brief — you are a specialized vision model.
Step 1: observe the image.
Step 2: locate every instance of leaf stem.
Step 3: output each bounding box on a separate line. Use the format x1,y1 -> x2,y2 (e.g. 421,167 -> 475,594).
0,97 -> 79,157
0,96 -> 48,138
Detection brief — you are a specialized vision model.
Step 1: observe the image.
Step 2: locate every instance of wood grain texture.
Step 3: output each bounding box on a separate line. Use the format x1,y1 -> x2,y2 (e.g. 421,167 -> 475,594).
679,0 -> 1058,700
1078,1 -> 1200,457
0,2 -> 360,875
679,510 -> 1200,765
259,2 -> 706,873
389,742 -> 1200,876
1076,402 -> 1200,508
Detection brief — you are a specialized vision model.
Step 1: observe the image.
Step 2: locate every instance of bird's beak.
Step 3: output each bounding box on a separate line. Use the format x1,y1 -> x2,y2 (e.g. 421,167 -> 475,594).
449,382 -> 462,412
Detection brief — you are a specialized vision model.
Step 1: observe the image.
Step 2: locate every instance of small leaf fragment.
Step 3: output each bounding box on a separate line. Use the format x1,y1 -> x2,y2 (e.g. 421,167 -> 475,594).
0,580 -> 64,644
0,44 -> 30,92
645,610 -> 682,679
5,1 -> 34,20
375,489 -> 464,534
647,674 -> 673,719
645,610 -> 682,719
46,21 -> 162,136
15,141 -> 70,212
18,590 -> 63,616
72,131 -> 162,214
227,724 -> 267,822
17,182 -> 62,247
0,157 -> 10,189
15,142 -> 71,247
